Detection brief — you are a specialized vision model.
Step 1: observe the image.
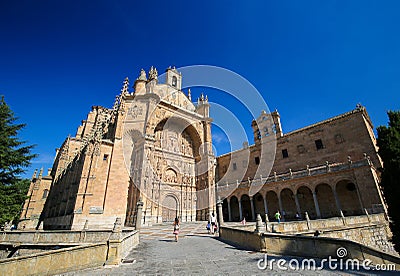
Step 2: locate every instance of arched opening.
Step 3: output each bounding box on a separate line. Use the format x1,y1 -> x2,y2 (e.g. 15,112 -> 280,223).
150,116 -> 205,222
241,195 -> 252,221
253,193 -> 265,220
162,195 -> 178,222
172,76 -> 177,87
297,186 -> 316,219
336,180 -> 362,216
230,196 -> 240,221
315,183 -> 336,218
280,188 -> 297,221
266,191 -> 279,220
222,198 -> 229,222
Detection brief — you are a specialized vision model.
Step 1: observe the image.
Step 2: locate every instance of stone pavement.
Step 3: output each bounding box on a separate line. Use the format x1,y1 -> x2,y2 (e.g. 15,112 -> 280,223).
64,222 -> 395,276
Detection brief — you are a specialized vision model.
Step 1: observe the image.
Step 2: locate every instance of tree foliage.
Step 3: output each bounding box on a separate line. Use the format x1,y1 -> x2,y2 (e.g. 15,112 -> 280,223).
377,111 -> 400,252
0,96 -> 36,226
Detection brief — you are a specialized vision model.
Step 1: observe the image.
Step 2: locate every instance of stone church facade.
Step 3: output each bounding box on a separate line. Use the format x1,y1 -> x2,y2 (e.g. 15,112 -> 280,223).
19,66 -> 388,232
20,67 -> 215,230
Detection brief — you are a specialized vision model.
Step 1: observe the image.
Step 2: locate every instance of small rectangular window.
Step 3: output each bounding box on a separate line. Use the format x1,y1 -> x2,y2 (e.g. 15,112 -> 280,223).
103,154 -> 109,161
282,149 -> 289,158
233,163 -> 237,170
255,156 -> 260,165
315,139 -> 324,150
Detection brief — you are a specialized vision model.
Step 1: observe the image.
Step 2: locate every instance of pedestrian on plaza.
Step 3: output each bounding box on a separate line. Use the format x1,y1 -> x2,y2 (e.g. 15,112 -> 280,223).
173,217 -> 180,242
274,211 -> 281,223
210,212 -> 216,234
213,222 -> 218,235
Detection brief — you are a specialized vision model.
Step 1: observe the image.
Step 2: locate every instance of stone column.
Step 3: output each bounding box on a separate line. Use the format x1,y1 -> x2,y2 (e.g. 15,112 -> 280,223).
312,192 -> 321,219
294,193 -> 302,218
332,186 -> 342,215
263,196 -> 268,217
227,198 -> 232,222
238,199 -> 243,221
217,198 -> 224,226
354,182 -> 365,214
135,200 -> 144,230
250,196 -> 255,221
278,193 -> 284,221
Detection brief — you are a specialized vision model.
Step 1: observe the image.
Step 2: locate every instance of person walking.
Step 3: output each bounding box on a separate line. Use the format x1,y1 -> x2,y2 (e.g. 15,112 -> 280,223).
173,217 -> 180,242
210,212 -> 216,234
274,211 -> 281,223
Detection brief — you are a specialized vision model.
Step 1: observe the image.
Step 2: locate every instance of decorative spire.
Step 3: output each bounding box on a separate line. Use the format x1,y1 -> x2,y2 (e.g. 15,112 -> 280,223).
121,77 -> 129,95
148,66 -> 158,80
205,95 -> 208,102
32,169 -> 38,179
137,69 -> 147,81
187,89 -> 192,101
39,167 -> 43,178
113,95 -> 120,112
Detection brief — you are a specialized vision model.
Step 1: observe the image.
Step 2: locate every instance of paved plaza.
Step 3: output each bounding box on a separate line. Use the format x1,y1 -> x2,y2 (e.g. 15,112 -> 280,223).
64,222 -> 395,275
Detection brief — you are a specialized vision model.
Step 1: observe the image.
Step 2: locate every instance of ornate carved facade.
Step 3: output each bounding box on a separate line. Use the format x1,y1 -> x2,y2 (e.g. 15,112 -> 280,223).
21,67 -> 215,230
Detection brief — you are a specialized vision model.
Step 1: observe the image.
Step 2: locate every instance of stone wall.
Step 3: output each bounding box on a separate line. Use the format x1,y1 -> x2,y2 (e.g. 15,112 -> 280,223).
1,229 -> 137,244
219,227 -> 400,270
0,229 -> 139,275
268,214 -> 396,255
0,243 -> 108,276
223,214 -> 396,255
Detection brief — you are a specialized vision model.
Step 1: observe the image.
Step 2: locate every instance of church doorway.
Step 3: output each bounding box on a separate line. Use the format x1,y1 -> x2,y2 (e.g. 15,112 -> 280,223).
162,195 -> 178,222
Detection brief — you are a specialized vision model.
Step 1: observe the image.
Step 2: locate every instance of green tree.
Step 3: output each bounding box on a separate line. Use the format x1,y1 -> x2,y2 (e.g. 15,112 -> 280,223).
377,111 -> 400,252
0,96 -> 36,226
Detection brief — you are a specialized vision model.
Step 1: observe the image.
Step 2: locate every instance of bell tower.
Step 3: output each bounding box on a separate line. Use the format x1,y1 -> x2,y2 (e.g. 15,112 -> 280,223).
165,66 -> 182,90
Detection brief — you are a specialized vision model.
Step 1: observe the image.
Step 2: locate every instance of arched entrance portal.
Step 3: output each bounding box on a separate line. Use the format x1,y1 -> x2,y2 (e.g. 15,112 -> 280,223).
162,195 -> 178,222
266,191 -> 279,220
336,180 -> 362,216
297,186 -> 316,218
280,188 -> 297,220
315,183 -> 336,218
230,196 -> 240,221
241,195 -> 252,221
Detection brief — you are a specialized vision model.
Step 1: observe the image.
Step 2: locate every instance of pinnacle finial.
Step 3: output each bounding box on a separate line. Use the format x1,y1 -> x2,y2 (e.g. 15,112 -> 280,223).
188,89 -> 192,101
39,167 -> 43,177
32,169 -> 38,179
121,77 -> 130,95
113,95 -> 120,111
148,66 -> 158,80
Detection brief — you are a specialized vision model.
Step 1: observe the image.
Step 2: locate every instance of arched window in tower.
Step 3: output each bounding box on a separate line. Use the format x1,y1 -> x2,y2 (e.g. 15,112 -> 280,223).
172,76 -> 177,87
42,189 -> 49,199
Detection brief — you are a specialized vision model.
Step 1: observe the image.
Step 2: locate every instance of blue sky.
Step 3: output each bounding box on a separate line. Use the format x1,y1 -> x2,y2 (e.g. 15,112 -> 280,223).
1,1 -> 399,177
